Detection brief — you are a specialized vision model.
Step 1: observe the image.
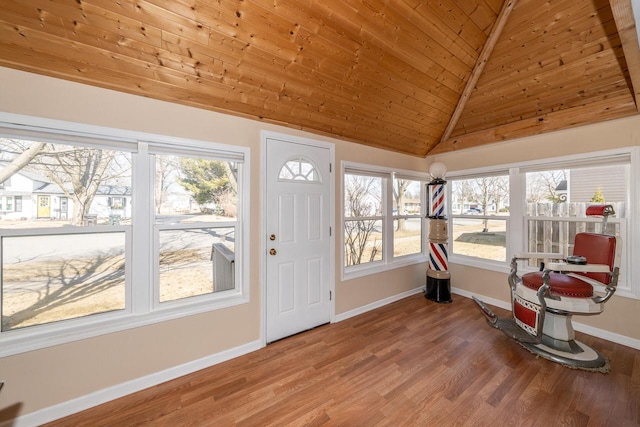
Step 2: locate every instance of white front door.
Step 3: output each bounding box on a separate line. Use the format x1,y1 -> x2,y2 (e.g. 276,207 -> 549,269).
265,136 -> 332,343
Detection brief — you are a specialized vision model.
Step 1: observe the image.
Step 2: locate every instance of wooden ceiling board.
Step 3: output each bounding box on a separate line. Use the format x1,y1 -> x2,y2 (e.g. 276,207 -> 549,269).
446,0 -> 637,149
458,43 -> 627,112
0,0 -> 638,156
432,93 -> 637,154
480,4 -> 616,76
456,2 -> 491,33
400,2 -> 486,64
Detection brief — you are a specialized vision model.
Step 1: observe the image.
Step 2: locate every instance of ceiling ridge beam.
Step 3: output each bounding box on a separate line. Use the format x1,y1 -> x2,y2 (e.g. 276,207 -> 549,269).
609,0 -> 640,111
434,0 -> 518,152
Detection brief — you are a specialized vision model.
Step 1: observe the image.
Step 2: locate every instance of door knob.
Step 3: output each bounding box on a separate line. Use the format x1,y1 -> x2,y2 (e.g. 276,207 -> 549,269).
269,248 -> 277,256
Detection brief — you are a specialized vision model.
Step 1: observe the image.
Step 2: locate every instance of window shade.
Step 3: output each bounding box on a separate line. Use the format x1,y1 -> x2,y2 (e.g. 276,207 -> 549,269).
0,122 -> 138,152
147,142 -> 245,163
519,153 -> 631,174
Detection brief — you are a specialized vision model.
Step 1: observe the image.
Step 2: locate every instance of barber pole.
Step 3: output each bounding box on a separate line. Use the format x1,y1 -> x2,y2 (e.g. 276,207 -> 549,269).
429,242 -> 448,272
430,183 -> 445,217
426,170 -> 452,303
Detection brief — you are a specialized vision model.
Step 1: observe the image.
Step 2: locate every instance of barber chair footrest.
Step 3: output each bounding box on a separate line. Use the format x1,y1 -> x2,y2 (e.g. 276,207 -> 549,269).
520,341 -> 610,373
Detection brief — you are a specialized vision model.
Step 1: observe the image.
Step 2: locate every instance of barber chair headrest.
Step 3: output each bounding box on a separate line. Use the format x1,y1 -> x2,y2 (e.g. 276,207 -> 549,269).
586,204 -> 615,217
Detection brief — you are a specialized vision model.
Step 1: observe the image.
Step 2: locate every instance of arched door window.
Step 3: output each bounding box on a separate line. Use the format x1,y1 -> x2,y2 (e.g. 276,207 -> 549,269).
278,157 -> 322,182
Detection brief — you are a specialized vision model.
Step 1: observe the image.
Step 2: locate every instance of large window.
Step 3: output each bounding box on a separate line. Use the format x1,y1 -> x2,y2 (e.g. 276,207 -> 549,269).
344,173 -> 383,267
450,175 -> 510,263
524,162 -> 629,289
393,178 -> 423,258
342,163 -> 427,278
0,117 -> 248,356
447,149 -> 637,299
0,138 -> 132,331
153,154 -> 239,304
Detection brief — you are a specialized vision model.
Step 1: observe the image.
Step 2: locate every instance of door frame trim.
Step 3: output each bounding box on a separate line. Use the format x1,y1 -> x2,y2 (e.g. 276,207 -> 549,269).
260,130 -> 335,346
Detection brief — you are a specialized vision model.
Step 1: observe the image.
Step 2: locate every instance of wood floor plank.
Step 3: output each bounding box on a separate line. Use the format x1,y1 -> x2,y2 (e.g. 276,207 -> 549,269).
43,295 -> 640,426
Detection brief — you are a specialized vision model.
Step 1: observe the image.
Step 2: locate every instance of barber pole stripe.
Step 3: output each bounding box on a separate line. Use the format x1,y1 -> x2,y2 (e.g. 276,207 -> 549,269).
431,184 -> 445,216
428,242 -> 448,271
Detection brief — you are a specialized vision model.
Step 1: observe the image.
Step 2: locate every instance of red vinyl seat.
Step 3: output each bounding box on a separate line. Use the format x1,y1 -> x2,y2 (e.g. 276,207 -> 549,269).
522,272 -> 594,297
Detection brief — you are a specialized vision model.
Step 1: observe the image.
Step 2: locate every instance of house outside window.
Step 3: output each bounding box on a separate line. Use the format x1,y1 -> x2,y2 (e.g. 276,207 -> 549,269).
0,138 -> 132,332
342,163 -> 428,279
446,148 -> 637,299
0,119 -> 249,357
524,161 -> 629,290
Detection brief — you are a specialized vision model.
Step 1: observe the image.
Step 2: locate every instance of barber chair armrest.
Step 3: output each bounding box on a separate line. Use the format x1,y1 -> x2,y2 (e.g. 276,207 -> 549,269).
544,262 -> 617,304
512,252 -> 563,261
545,262 -> 611,274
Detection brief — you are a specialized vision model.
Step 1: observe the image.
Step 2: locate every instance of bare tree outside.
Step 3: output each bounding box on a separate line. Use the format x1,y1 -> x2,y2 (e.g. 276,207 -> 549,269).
526,170 -> 568,203
155,155 -> 180,214
452,180 -> 474,214
1,139 -> 131,225
33,145 -> 130,225
0,139 -> 46,184
393,178 -> 410,231
469,176 -> 509,232
344,174 -> 382,266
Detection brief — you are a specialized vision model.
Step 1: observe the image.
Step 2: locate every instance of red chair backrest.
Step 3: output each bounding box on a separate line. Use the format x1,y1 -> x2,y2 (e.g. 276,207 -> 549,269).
573,233 -> 616,285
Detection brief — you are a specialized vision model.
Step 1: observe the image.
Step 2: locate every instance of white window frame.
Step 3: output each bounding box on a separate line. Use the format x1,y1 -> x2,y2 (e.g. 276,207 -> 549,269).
0,112 -> 251,357
445,147 -> 639,300
447,171 -> 511,271
342,161 -> 429,281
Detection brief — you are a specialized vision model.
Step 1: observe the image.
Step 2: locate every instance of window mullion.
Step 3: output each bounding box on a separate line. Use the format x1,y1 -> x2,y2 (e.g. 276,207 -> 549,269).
509,167 -> 525,258
384,176 -> 393,263
131,142 -> 153,314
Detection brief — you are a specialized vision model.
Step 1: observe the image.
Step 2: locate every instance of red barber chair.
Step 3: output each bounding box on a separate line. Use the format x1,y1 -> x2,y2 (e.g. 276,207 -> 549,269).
473,205 -> 620,372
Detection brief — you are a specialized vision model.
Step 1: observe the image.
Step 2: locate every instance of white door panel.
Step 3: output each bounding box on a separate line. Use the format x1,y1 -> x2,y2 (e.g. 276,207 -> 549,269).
266,138 -> 331,342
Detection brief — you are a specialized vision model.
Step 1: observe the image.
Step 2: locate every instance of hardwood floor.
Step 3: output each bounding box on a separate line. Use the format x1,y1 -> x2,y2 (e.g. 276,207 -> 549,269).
46,294 -> 640,426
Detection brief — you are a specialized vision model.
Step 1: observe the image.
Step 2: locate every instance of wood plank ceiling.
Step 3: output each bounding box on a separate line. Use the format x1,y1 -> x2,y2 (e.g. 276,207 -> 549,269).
0,0 -> 638,157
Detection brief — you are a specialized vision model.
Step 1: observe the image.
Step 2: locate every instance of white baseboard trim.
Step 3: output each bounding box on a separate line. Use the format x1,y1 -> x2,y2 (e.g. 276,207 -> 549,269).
4,340 -> 263,427
452,287 -> 640,350
333,287 -> 424,323
8,286 -> 639,426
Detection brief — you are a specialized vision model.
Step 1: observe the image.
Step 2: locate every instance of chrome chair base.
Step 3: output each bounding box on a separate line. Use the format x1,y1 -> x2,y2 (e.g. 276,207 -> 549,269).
520,341 -> 609,372
472,297 -> 609,372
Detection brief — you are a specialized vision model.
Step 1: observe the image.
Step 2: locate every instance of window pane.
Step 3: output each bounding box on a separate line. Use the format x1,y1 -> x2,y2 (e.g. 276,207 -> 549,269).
155,155 -> 238,222
393,179 -> 421,215
451,176 -> 510,215
155,154 -> 239,303
158,227 -> 235,302
2,232 -> 126,331
0,138 -> 132,227
451,218 -> 507,261
393,218 -> 422,257
526,164 -> 628,267
344,219 -> 382,266
344,174 -> 382,217
526,164 -> 627,216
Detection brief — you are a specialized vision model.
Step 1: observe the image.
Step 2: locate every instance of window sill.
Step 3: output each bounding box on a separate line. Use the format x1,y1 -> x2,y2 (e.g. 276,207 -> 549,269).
0,292 -> 249,358
449,255 -> 510,275
342,254 -> 427,281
